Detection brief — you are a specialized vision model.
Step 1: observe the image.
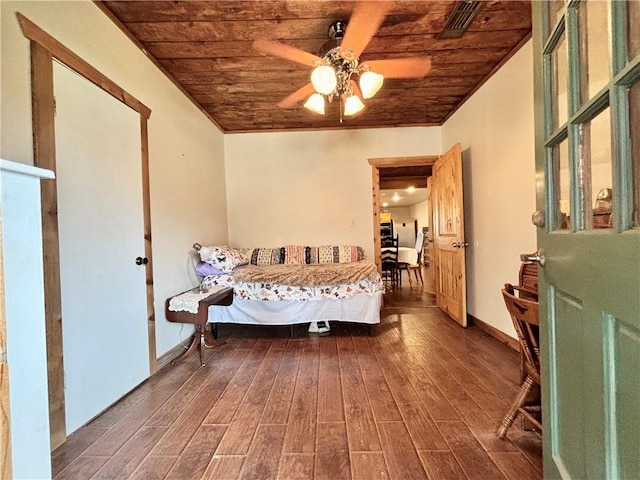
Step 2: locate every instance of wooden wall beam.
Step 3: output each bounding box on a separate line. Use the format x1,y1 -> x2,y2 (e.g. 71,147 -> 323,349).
140,117 -> 157,374
371,166 -> 382,273
17,12 -> 151,119
369,156 -> 439,168
30,41 -> 67,450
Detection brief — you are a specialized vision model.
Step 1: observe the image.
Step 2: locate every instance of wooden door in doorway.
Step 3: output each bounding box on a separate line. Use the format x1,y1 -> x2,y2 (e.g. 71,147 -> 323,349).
432,144 -> 467,326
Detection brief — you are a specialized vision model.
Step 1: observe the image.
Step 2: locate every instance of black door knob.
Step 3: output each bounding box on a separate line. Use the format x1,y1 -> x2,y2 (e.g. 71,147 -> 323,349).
135,257 -> 148,265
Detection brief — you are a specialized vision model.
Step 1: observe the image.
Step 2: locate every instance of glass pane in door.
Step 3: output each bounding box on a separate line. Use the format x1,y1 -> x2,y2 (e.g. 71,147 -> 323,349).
630,82 -> 640,228
552,34 -> 569,130
581,107 -> 613,229
553,140 -> 571,230
578,0 -> 611,104
629,0 -> 640,61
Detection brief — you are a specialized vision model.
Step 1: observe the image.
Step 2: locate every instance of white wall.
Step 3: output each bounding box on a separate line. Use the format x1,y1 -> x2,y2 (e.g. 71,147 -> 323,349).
2,161 -> 54,480
224,127 -> 441,260
411,199 -> 429,230
386,206 -> 415,247
442,40 -> 536,338
0,0 -> 228,356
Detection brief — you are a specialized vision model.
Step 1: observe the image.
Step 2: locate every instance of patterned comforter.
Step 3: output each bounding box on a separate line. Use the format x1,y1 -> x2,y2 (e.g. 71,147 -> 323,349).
201,261 -> 384,302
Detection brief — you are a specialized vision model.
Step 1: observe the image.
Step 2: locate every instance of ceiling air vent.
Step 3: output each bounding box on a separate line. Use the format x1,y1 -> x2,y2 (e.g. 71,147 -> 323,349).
437,1 -> 484,39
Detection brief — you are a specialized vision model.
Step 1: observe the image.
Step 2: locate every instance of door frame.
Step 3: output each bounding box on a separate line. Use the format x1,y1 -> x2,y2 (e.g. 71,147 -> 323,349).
18,13 -> 157,449
368,155 -> 438,272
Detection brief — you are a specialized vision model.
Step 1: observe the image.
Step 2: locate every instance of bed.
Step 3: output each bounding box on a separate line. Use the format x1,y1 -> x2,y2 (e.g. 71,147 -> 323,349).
194,244 -> 384,334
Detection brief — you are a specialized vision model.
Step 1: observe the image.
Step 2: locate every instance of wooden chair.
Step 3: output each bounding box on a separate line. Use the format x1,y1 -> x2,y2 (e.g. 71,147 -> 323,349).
519,261 -> 538,299
497,283 -> 542,439
402,231 -> 424,285
381,235 -> 399,288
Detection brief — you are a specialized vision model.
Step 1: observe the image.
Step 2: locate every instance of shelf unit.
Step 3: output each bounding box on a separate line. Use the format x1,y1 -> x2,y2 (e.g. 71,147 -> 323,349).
380,212 -> 394,247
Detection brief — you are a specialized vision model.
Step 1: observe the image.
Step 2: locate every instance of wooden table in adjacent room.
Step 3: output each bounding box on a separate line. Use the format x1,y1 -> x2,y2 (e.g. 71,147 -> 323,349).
165,286 -> 233,366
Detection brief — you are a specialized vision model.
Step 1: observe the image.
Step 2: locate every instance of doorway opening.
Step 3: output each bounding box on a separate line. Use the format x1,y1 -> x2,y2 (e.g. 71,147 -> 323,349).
368,156 -> 437,307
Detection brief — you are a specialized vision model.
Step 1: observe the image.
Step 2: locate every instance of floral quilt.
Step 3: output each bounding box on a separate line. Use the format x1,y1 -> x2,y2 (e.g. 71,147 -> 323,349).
201,261 -> 384,302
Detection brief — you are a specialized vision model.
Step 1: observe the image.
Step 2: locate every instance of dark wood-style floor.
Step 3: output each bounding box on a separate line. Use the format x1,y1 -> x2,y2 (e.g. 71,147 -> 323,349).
52,266 -> 542,479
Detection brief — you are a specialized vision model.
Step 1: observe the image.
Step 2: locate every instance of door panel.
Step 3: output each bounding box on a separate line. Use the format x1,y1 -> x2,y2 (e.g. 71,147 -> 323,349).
432,143 -> 467,326
533,2 -> 640,478
549,288 -> 586,479
607,319 -> 640,479
53,62 -> 149,433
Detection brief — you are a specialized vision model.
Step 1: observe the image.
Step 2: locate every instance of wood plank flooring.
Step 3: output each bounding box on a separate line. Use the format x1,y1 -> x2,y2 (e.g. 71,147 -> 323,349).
52,266 -> 542,479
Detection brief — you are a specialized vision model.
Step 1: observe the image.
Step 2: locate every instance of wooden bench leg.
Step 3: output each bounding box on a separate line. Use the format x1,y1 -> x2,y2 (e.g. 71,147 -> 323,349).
171,330 -> 201,366
171,324 -> 222,367
171,325 -> 209,367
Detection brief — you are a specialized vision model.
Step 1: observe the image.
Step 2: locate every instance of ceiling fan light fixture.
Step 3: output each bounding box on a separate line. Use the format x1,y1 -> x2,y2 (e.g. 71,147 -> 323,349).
304,93 -> 325,114
254,4 -> 432,121
311,65 -> 337,95
359,71 -> 384,99
343,95 -> 365,116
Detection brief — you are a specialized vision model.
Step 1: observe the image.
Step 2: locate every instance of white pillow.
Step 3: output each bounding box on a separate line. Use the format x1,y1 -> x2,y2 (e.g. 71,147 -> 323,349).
199,245 -> 248,273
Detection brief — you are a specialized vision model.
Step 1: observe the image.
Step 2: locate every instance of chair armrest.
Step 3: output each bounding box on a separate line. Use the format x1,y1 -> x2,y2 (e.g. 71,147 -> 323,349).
504,283 -> 539,301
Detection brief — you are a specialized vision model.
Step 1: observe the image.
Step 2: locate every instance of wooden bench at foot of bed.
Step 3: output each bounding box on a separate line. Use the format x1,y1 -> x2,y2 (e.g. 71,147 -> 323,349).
165,287 -> 233,366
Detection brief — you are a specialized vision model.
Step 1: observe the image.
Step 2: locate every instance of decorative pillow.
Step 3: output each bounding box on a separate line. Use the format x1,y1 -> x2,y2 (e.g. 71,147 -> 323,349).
200,246 -> 248,273
318,245 -> 339,264
305,245 -> 365,264
305,246 -> 319,264
285,245 -> 306,264
195,262 -> 224,277
250,247 -> 285,265
338,245 -> 366,262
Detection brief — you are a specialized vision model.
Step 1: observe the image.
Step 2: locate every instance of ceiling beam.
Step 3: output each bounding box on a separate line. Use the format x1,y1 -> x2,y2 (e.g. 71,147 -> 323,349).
380,176 -> 429,190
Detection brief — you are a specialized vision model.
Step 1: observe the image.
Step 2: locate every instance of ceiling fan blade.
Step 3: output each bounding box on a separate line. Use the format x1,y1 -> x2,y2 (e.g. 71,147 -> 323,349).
340,2 -> 392,58
277,83 -> 316,109
253,39 -> 322,67
363,58 -> 432,78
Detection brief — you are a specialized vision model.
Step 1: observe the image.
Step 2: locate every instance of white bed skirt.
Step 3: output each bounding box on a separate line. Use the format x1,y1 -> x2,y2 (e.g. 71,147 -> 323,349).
207,292 -> 383,326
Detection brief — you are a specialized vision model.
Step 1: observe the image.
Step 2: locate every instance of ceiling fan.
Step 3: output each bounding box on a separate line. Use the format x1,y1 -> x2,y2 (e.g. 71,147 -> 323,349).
253,2 -> 432,118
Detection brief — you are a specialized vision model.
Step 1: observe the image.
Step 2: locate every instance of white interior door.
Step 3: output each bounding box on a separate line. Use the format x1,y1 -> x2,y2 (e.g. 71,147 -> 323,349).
53,62 -> 149,433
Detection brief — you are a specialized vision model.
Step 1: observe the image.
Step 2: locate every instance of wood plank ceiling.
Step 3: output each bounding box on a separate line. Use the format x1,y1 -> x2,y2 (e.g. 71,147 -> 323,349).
97,1 -> 532,133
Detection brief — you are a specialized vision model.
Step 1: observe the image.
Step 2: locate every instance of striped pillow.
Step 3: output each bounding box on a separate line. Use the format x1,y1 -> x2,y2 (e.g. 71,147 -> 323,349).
285,245 -> 306,264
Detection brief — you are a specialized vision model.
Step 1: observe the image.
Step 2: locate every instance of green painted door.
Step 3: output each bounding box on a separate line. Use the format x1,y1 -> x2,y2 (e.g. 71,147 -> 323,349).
532,1 -> 640,478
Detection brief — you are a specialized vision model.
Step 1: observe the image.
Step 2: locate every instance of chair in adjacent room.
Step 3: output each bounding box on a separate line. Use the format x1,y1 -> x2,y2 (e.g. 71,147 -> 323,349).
401,230 -> 424,285
381,235 -> 399,288
497,283 -> 542,439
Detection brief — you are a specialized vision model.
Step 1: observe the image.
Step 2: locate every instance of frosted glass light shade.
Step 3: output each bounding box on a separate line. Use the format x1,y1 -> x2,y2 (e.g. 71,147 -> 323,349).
304,93 -> 325,114
311,65 -> 337,95
343,95 -> 365,116
359,71 -> 384,99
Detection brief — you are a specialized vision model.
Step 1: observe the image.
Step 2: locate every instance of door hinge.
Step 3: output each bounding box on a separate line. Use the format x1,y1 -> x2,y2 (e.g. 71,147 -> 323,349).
53,96 -> 57,117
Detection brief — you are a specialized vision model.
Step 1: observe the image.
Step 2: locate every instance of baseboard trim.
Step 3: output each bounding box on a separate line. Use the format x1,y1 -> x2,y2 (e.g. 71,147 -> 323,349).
156,341 -> 188,371
468,314 -> 519,352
